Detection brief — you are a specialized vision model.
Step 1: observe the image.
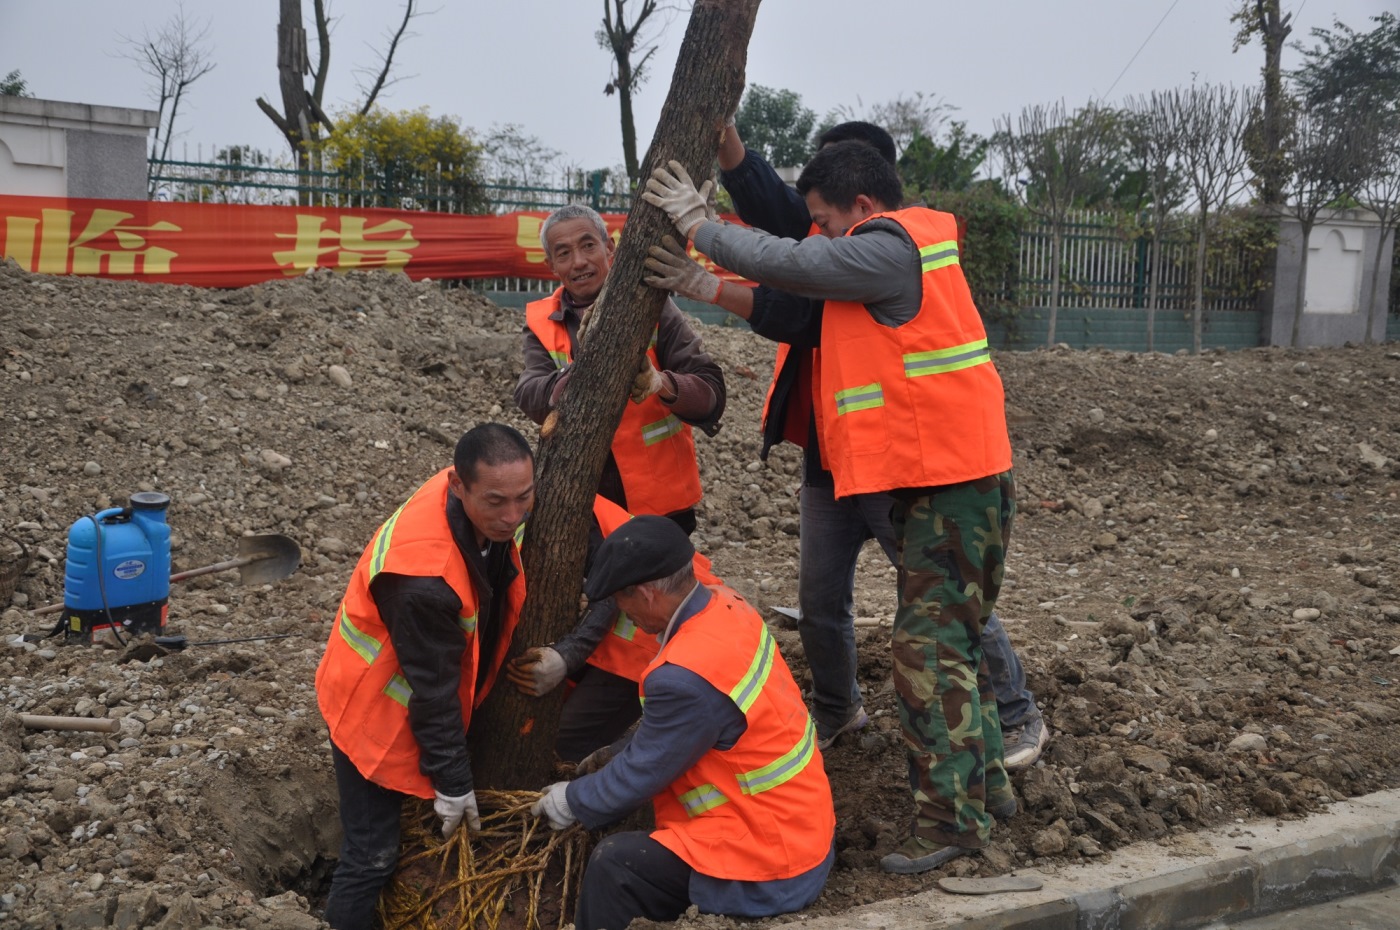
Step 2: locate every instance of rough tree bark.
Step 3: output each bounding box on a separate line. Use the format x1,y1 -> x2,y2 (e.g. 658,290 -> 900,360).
471,0 -> 762,792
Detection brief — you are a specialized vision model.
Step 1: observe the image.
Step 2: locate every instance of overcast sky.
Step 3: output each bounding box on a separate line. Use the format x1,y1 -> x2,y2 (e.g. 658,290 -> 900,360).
3,0 -> 1391,178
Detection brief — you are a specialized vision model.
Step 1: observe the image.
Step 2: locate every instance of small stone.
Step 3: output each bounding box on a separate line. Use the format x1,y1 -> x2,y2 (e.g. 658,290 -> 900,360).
1292,607 -> 1322,622
1093,532 -> 1118,550
83,461 -> 102,476
1204,428 -> 1218,442
253,706 -> 280,718
1227,732 -> 1268,753
327,365 -> 352,388
1088,407 -> 1105,423
171,376 -> 191,388
260,449 -> 292,470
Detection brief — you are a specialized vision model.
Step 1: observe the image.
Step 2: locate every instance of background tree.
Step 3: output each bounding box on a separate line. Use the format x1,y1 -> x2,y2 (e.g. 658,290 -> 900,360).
1292,13 -> 1400,342
897,121 -> 988,194
818,90 -> 955,160
994,99 -> 1124,346
1,70 -> 30,97
256,0 -> 420,172
1279,102 -> 1375,347
1232,0 -> 1293,205
119,3 -> 216,198
598,0 -> 683,185
1125,91 -> 1187,352
310,106 -> 487,213
472,0 -> 761,791
733,84 -> 815,168
1173,83 -> 1256,354
481,123 -> 566,192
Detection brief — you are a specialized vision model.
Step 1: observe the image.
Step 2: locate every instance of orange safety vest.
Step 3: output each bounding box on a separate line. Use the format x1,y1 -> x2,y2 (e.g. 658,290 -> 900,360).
816,208 -> 1012,498
642,587 -> 835,881
758,222 -> 822,453
315,469 -> 526,798
585,496 -> 722,683
525,289 -> 703,516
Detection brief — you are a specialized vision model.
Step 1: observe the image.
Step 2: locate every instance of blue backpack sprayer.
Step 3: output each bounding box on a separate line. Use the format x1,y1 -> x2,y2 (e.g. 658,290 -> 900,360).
63,492 -> 173,644
37,494 -> 302,646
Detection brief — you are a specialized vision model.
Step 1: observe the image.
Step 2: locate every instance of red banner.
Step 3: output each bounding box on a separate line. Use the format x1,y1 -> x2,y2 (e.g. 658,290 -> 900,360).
0,194 -> 746,289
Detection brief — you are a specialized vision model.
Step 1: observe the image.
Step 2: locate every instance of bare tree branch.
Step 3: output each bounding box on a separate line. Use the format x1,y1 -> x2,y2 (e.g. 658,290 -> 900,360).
358,0 -> 419,114
120,1 -> 216,197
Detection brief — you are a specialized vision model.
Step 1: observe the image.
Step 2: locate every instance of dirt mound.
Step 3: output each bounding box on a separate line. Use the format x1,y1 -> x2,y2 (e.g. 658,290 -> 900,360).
2,257 -> 1399,928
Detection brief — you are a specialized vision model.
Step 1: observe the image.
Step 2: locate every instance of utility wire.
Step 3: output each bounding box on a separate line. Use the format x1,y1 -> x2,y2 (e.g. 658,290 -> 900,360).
1103,0 -> 1184,101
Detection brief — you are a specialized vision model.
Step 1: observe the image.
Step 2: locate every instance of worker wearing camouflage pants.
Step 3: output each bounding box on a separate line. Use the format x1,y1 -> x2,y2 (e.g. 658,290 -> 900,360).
893,473 -> 1015,849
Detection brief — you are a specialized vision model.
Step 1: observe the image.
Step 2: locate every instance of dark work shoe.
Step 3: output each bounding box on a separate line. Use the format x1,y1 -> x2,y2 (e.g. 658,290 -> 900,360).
880,837 -> 972,874
816,706 -> 869,752
1003,717 -> 1050,771
989,795 -> 1017,821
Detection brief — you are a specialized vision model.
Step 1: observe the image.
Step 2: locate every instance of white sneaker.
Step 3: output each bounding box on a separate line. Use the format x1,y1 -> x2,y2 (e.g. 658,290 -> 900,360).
817,707 -> 869,752
1003,717 -> 1050,771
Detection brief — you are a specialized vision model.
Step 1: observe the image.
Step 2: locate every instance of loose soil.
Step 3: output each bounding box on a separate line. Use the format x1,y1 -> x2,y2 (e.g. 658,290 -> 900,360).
2,259 -> 1398,929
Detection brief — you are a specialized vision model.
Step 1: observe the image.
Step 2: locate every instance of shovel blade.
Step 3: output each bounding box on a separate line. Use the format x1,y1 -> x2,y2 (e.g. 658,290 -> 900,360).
234,534 -> 302,585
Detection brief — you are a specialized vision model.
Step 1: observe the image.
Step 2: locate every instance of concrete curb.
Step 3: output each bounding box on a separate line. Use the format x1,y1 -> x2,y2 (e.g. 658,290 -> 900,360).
780,788 -> 1400,930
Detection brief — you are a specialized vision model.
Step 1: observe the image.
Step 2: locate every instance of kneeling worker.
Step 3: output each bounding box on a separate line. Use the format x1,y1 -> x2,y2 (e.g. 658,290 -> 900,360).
316,424 -> 534,930
530,516 -> 834,930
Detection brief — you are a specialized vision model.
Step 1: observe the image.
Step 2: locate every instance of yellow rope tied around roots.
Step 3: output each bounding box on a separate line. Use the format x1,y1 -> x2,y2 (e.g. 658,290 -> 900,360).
379,789 -> 589,930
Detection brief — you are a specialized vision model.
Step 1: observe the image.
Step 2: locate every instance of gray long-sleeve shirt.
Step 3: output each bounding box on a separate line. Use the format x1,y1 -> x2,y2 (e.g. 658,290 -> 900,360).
691,218 -> 924,327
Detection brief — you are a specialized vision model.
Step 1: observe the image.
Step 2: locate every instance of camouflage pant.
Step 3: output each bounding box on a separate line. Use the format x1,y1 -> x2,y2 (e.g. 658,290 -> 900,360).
891,471 -> 1016,848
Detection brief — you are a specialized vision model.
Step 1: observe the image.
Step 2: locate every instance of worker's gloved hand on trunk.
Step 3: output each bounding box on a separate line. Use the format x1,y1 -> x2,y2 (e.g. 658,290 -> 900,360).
434,789 -> 481,839
631,355 -> 675,405
531,781 -> 576,831
644,236 -> 721,304
642,160 -> 714,240
505,646 -> 567,697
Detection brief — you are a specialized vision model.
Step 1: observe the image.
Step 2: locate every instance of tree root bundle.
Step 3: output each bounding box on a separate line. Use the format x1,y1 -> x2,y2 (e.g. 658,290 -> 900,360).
380,790 -> 589,930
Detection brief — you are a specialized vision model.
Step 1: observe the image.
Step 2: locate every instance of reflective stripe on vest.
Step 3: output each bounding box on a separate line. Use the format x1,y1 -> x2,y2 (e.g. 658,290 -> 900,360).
834,382 -> 884,416
736,716 -> 818,796
920,239 -> 960,272
459,612 -> 478,634
613,613 -> 639,642
729,623 -> 776,713
679,782 -> 729,817
384,673 -> 412,707
337,605 -> 383,665
642,413 -> 684,447
546,349 -> 569,368
902,338 -> 992,378
368,501 -> 411,578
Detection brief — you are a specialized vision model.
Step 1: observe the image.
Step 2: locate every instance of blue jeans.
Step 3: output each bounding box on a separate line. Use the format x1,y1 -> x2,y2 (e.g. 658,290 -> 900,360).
797,476 -> 1037,737
323,743 -> 405,930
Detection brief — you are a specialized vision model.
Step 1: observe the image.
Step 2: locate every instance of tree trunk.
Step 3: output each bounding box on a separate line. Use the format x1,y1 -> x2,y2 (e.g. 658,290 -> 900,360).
470,0 -> 762,792
1257,2 -> 1291,207
1363,220 -> 1393,345
1146,232 -> 1161,353
617,53 -> 640,184
1290,220 -> 1313,347
1193,208 -> 1208,355
1046,223 -> 1063,346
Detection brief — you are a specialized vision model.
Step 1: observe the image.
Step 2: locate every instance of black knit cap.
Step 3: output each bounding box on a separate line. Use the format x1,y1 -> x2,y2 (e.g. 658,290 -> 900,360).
584,515 -> 695,601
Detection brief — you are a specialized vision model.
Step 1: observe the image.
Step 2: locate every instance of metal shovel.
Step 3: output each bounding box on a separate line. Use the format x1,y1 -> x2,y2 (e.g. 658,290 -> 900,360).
30,533 -> 302,617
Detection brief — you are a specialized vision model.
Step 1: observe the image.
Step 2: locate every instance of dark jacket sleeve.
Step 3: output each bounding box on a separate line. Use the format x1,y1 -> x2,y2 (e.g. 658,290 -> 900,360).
747,287 -> 823,349
655,299 -> 726,435
565,663 -> 746,828
513,325 -> 564,425
371,572 -> 476,796
551,597 -> 617,676
720,147 -> 812,240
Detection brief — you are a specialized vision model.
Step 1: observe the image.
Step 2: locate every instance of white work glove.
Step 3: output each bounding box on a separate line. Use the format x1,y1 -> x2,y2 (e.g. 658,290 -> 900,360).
505,646 -> 568,697
644,235 -> 721,303
434,789 -> 481,839
574,304 -> 596,347
530,781 -> 576,831
630,355 -> 672,405
642,160 -> 715,240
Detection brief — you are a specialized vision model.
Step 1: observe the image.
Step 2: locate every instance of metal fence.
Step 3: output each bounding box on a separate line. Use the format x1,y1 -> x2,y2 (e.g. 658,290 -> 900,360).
147,150 -> 632,214
1019,210 -> 1262,312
